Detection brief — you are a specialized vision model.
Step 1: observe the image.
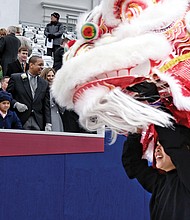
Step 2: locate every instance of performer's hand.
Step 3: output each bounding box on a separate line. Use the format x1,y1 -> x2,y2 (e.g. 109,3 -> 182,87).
14,102 -> 28,112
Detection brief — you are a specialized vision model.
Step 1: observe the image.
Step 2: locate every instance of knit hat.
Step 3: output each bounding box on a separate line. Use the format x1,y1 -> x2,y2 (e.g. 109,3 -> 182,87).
51,12 -> 60,20
0,91 -> 12,103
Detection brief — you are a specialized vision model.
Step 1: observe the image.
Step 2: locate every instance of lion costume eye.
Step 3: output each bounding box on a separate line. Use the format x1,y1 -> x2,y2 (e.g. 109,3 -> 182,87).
81,22 -> 101,40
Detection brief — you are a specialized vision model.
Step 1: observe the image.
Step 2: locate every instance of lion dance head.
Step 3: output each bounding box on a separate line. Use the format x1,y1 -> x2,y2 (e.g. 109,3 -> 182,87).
52,0 -> 190,154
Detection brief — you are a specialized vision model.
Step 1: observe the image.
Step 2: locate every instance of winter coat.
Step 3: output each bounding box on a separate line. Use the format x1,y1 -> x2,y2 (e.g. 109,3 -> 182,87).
0,109 -> 22,129
0,33 -> 21,75
44,22 -> 64,46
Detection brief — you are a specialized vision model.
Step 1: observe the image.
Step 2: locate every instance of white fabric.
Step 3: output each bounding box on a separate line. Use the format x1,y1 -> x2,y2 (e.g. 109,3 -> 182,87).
74,86 -> 173,134
0,110 -> 7,118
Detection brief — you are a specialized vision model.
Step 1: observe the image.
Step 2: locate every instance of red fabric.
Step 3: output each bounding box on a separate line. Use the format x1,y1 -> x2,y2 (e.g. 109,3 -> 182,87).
67,40 -> 76,48
141,124 -> 158,166
162,99 -> 190,128
0,131 -> 104,156
73,75 -> 147,103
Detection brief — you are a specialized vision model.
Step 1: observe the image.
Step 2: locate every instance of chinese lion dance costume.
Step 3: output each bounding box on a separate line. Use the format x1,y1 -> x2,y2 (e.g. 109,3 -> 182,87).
52,0 -> 190,157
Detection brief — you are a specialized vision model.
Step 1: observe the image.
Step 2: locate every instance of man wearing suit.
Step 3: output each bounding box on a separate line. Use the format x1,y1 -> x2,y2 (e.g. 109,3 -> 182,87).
6,46 -> 29,77
7,55 -> 52,131
0,26 -> 21,76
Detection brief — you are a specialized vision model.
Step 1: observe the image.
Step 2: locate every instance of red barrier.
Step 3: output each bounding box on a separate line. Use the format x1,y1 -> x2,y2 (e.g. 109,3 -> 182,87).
0,129 -> 104,156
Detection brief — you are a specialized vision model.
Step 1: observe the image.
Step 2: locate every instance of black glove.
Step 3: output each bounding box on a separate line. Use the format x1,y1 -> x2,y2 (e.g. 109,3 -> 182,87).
48,34 -> 55,39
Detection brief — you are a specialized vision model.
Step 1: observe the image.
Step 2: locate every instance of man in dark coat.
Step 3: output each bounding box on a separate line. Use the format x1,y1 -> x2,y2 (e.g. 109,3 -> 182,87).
44,12 -> 64,58
7,55 -> 52,131
52,38 -> 65,72
6,46 -> 29,77
0,26 -> 21,76
53,34 -> 73,72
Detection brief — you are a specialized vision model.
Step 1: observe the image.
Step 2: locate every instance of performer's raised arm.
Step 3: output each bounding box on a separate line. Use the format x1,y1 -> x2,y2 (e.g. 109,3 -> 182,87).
122,124 -> 190,220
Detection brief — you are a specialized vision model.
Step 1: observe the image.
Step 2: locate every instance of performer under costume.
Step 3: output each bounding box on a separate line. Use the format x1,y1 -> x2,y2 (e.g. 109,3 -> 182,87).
52,1 -> 190,218
122,124 -> 190,220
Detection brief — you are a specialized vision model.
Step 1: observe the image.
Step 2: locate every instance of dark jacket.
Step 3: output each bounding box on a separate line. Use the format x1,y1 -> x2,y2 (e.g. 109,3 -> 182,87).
53,46 -> 64,71
6,59 -> 29,77
0,109 -> 22,129
122,129 -> 190,220
44,22 -> 64,46
7,72 -> 51,130
0,33 -> 21,75
61,110 -> 96,134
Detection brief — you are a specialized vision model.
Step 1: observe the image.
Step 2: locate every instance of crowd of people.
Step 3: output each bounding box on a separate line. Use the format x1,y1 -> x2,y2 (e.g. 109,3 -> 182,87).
0,12 -> 87,133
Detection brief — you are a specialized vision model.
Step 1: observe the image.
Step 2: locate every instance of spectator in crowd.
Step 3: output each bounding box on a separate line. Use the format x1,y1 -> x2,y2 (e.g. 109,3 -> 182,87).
40,67 -> 64,132
15,26 -> 33,56
52,38 -> 67,72
62,109 -> 97,134
44,12 -> 64,58
122,124 -> 190,220
0,28 -> 7,71
53,34 -> 74,72
0,28 -> 7,38
41,67 -> 89,133
0,66 -> 2,78
0,90 -> 22,129
7,55 -> 52,131
61,110 -> 86,133
0,76 -> 10,91
0,26 -> 21,76
6,46 -> 29,77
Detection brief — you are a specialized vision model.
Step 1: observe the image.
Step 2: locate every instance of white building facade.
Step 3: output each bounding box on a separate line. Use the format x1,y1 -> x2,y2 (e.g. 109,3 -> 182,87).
0,0 -> 20,28
0,0 -> 101,30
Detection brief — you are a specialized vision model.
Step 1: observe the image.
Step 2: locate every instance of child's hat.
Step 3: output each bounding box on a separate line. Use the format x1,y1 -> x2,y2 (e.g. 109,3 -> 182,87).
0,91 -> 12,102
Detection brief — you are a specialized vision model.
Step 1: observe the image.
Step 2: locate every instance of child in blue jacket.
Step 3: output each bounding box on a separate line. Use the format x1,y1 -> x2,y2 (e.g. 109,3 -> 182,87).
0,91 -> 22,129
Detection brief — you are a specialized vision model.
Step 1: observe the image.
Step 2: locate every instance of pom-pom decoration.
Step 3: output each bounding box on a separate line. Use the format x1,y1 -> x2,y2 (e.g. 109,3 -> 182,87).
81,22 -> 100,40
